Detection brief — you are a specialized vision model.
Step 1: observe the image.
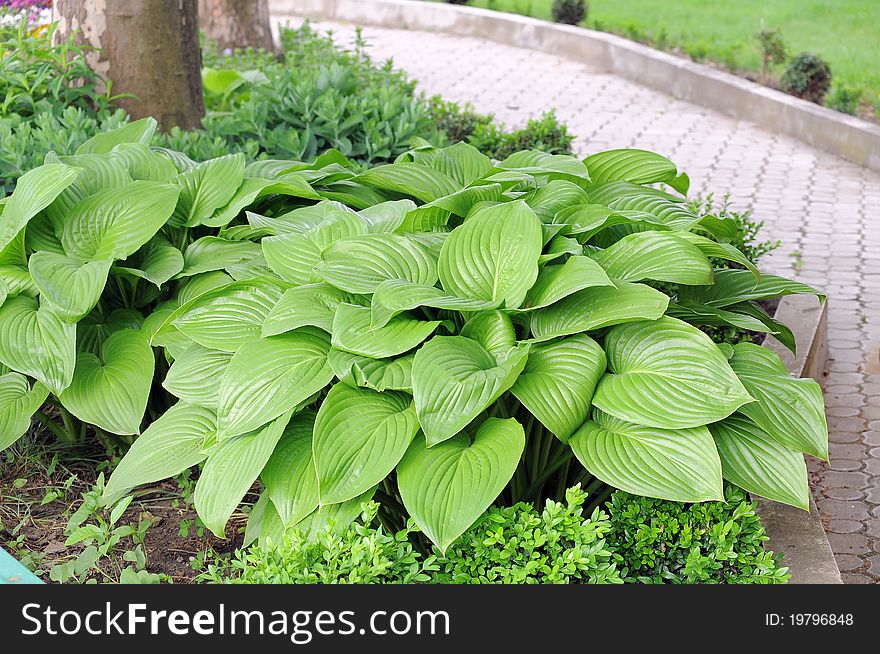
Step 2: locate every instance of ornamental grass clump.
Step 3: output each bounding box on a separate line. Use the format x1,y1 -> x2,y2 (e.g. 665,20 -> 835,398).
0,119 -> 826,554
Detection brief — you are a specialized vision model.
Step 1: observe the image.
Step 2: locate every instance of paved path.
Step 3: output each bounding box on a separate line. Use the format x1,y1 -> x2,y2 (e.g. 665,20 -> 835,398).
279,17 -> 880,583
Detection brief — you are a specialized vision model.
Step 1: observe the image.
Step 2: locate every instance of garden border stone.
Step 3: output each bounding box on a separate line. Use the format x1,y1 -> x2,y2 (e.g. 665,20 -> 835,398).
271,0 -> 880,173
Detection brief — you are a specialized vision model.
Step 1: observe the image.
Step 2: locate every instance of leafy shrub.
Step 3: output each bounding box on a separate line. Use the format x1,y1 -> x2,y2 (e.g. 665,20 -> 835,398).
780,52 -> 832,104
0,125 -> 812,553
606,486 -> 790,584
827,84 -> 863,116
435,485 -> 621,583
755,28 -> 786,82
552,0 -> 587,26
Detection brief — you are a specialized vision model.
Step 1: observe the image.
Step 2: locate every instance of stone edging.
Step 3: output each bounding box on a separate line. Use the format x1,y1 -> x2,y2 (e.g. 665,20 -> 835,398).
758,296 -> 840,584
271,0 -> 880,173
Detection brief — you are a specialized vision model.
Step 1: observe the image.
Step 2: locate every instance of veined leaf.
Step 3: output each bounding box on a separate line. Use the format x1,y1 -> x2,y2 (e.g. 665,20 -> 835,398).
593,317 -> 753,428
0,296 -> 75,394
675,231 -> 759,281
460,310 -> 516,362
438,200 -> 542,308
591,231 -> 713,285
528,282 -> 668,341
179,236 -> 262,277
332,303 -> 440,359
262,284 -> 352,336
606,194 -> 699,231
412,335 -> 529,446
709,414 -> 810,510
356,162 -> 461,202
524,180 -> 591,223
110,142 -> 178,182
569,409 -> 723,502
58,329 -> 154,435
679,269 -> 825,307
0,373 -> 49,451
370,279 -> 495,330
204,174 -> 320,228
75,117 -> 157,155
261,410 -> 320,528
292,487 -> 376,540
584,149 -> 689,194
520,256 -> 613,310
195,412 -> 289,537
397,417 -> 525,552
314,384 -> 419,504
328,349 -> 414,393
217,328 -> 333,439
431,142 -> 493,187
28,252 -> 111,322
103,402 -> 217,503
116,242 -> 184,287
172,153 -> 246,227
729,342 -> 828,460
511,334 -> 606,441
315,233 -> 438,293
162,343 -> 233,407
358,199 -> 416,232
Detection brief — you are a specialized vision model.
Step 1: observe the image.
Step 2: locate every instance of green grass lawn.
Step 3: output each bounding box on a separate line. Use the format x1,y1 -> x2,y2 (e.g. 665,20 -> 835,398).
429,0 -> 880,117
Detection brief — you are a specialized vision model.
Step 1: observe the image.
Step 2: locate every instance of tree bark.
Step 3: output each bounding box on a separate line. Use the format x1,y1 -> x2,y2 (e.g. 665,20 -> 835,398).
198,0 -> 275,54
55,0 -> 205,131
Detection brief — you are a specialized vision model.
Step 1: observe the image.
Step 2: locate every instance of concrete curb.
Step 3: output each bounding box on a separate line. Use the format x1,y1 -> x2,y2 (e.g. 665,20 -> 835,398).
271,0 -> 880,173
758,296 -> 841,584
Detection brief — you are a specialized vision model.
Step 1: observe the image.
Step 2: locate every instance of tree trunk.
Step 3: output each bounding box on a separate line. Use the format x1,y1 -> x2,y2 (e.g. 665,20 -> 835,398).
198,0 -> 275,54
55,0 -> 205,131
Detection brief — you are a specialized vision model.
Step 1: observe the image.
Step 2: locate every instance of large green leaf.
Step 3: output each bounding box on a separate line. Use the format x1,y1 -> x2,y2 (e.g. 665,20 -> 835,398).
412,335 -> 529,446
314,384 -> 419,504
584,149 -> 689,194
0,296 -> 76,394
528,282 -> 668,341
0,373 -> 49,451
520,256 -> 613,310
591,231 -> 713,285
195,412 -> 289,537
261,410 -> 320,528
110,142 -> 178,182
328,349 -> 414,393
511,334 -> 606,441
217,328 -> 332,439
709,414 -> 810,510
166,277 -> 286,352
291,487 -> 376,541
729,343 -> 828,460
179,236 -> 262,277
569,409 -> 723,502
675,231 -> 759,281
162,343 -> 233,407
438,201 -> 542,308
262,284 -> 352,336
75,117 -> 158,155
204,174 -> 321,228
61,181 -> 180,262
172,153 -> 246,227
356,162 -> 461,202
593,317 -> 753,428
28,252 -> 111,322
103,402 -> 216,503
332,303 -> 440,359
679,269 -> 825,307
459,310 -> 516,363
0,163 -> 80,253
116,242 -> 184,287
370,280 -> 495,330
58,329 -> 154,435
397,417 -> 525,552
431,142 -> 493,186
315,233 -> 438,293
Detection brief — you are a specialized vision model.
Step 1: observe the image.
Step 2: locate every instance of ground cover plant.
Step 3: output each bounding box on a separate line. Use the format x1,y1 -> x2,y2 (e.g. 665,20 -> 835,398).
0,112 -> 827,558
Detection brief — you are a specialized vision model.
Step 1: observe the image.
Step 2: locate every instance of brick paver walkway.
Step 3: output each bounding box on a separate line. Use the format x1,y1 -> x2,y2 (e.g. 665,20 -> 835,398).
279,17 -> 880,583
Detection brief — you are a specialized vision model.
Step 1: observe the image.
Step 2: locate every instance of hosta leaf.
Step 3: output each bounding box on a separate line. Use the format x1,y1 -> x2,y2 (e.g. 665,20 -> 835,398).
292,487 -> 376,540
520,256 -> 613,310
172,153 -> 246,227
0,373 -> 49,451
528,282 -> 668,341
328,349 -> 414,392
679,269 -> 825,307
569,409 -> 723,502
397,417 -> 525,552
103,402 -> 216,503
179,237 -> 262,277
116,243 -> 183,287
261,410 -> 320,528
460,310 -> 516,361
593,317 -> 753,428
511,335 -> 606,441
539,235 -> 581,264
439,200 -> 542,308
204,174 -> 320,228
262,212 -> 368,284
412,335 -> 529,446
110,143 -> 178,182
332,303 -> 440,359
315,233 -> 438,294
591,231 -> 713,284
217,328 -> 333,439
0,163 -> 80,253
729,342 -> 828,459
0,296 -> 76,394
0,264 -> 38,297
356,162 -> 461,202
58,329 -> 154,435
77,308 -> 143,356
584,149 -> 689,194
606,194 -> 699,231
75,117 -> 157,155
524,180 -> 590,223
431,142 -> 493,186
262,284 -> 352,336
28,252 -> 111,322
498,151 -> 590,186
370,279 -> 495,330
314,384 -> 419,504
61,181 -> 180,262
162,343 -> 233,407
167,277 -> 286,352
709,415 -> 810,510
195,412 -> 289,537
675,231 -> 759,281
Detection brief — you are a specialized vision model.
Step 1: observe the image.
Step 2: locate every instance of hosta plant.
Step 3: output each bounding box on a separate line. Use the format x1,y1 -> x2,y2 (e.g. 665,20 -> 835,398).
0,121 -> 827,554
